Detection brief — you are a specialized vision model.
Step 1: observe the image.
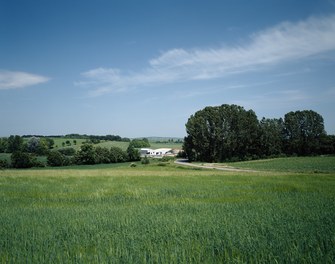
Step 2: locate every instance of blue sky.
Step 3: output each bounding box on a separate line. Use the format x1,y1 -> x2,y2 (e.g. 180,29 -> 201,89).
1,0 -> 335,137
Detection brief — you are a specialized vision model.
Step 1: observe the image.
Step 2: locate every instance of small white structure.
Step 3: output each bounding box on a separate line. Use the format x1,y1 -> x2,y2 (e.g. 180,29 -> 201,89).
140,148 -> 173,157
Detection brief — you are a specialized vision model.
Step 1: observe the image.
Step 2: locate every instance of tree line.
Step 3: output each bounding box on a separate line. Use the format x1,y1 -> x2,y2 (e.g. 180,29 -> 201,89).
184,104 -> 335,162
47,143 -> 140,167
0,137 -> 142,169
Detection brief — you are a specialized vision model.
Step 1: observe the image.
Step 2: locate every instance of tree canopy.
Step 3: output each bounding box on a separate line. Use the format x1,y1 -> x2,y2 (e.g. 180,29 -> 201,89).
184,104 -> 331,162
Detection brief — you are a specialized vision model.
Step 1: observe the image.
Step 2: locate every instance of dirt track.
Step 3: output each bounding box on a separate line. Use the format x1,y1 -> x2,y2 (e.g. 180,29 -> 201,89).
174,159 -> 258,172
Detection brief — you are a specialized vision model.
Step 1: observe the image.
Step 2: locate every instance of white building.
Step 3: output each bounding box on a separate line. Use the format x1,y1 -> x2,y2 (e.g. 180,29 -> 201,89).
140,148 -> 173,157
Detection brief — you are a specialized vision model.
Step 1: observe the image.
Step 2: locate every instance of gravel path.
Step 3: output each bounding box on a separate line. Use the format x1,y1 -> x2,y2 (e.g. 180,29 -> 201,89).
174,159 -> 258,172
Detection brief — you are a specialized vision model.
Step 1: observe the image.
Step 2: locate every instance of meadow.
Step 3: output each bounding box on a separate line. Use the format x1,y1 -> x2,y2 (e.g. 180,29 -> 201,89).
52,138 -> 183,151
0,157 -> 334,263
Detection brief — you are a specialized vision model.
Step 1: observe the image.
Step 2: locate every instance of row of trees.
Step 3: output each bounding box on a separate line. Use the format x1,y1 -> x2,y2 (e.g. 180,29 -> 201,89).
184,104 -> 335,162
47,144 -> 140,167
0,136 -> 54,155
3,140 -> 142,169
22,134 -> 131,142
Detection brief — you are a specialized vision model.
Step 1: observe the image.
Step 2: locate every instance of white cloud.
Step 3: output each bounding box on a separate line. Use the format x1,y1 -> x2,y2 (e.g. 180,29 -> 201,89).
77,13 -> 335,96
0,70 -> 49,90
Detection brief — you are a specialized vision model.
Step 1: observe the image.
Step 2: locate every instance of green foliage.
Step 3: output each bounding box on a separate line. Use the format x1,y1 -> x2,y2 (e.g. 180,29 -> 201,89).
283,110 -> 326,155
58,147 -> 76,156
0,138 -> 8,153
129,138 -> 150,148
26,137 -> 50,155
10,151 -> 36,168
127,145 -> 141,161
109,146 -> 127,163
74,144 -> 97,165
0,159 -> 9,169
185,104 -> 260,162
95,146 -> 111,164
320,135 -> 335,154
7,135 -> 23,153
141,156 -> 150,165
0,163 -> 334,262
47,151 -> 66,167
259,117 -> 284,157
184,105 -> 330,162
160,156 -> 175,162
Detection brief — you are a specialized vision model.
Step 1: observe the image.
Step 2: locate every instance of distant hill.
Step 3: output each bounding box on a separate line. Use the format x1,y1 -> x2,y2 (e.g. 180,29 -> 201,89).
145,137 -> 184,143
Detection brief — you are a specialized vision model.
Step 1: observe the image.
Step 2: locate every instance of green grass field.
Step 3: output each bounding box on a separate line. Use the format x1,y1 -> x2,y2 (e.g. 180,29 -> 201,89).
52,138 -> 182,151
0,157 -> 334,263
226,156 -> 335,173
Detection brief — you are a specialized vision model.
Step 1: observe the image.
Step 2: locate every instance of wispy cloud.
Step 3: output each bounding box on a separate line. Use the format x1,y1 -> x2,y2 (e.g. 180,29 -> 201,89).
77,14 -> 335,96
0,70 -> 49,90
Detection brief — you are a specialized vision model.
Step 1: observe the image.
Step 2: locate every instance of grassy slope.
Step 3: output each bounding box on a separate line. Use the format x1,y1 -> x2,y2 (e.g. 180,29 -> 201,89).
225,156 -> 335,173
0,158 -> 334,262
52,138 -> 182,151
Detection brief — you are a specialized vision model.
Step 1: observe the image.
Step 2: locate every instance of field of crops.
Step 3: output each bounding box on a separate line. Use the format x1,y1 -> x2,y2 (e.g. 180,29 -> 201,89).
0,157 -> 334,263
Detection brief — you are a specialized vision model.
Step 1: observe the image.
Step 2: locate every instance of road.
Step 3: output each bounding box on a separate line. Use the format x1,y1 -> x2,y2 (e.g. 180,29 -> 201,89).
174,159 -> 258,172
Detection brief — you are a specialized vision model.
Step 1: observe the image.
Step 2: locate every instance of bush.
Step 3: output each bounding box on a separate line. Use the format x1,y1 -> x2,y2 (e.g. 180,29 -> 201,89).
141,156 -> 150,165
110,147 -> 127,163
47,151 -> 65,167
0,159 -> 9,169
161,156 -> 175,162
129,139 -> 150,148
95,147 -> 111,164
74,144 -> 96,165
127,145 -> 141,161
58,147 -> 76,156
11,151 -> 36,168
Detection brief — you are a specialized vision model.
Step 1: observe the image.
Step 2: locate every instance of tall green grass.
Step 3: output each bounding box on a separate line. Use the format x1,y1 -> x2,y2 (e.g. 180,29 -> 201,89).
0,160 -> 334,263
226,156 -> 335,173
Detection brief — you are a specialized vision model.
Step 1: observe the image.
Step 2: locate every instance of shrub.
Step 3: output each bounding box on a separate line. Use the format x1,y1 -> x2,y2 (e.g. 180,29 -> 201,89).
47,151 -> 65,167
0,159 -> 9,169
74,144 -> 96,165
110,147 -> 127,163
95,146 -> 111,164
161,156 -> 175,162
58,147 -> 76,156
141,156 -> 150,165
127,145 -> 141,161
11,151 -> 36,168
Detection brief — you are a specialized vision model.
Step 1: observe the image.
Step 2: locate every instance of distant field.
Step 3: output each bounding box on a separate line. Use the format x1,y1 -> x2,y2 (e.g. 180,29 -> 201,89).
95,141 -> 130,151
0,157 -> 334,262
52,138 -> 182,151
149,142 -> 183,149
51,138 -> 87,150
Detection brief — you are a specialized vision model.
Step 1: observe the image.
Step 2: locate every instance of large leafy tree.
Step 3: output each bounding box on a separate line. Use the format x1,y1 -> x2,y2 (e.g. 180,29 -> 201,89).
11,151 -> 36,168
184,104 -> 260,162
74,144 -> 97,165
259,118 -> 284,157
95,146 -> 111,164
283,110 -> 326,155
47,151 -> 65,167
127,145 -> 141,161
0,138 -> 8,153
110,147 -> 127,163
7,135 -> 23,153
